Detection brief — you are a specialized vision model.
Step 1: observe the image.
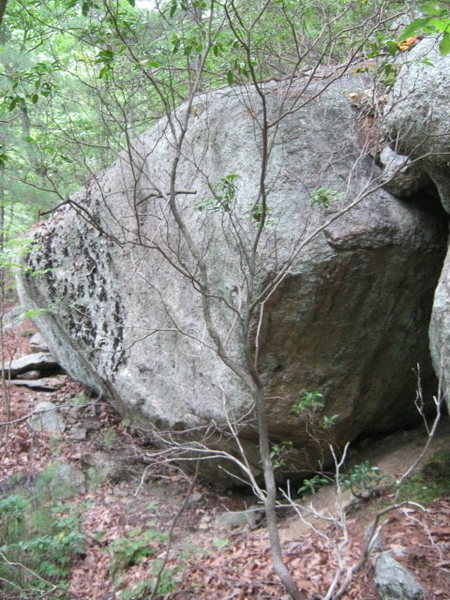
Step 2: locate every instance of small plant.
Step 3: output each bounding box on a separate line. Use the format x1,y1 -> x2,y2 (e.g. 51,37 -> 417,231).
397,447 -> 450,504
310,187 -> 340,209
270,440 -> 293,469
102,426 -> 117,449
291,391 -> 325,415
298,474 -> 330,496
213,537 -> 230,548
321,414 -> 340,429
341,460 -> 390,500
107,526 -> 168,574
119,577 -> 155,600
118,562 -> 180,599
291,391 -> 339,431
72,393 -> 90,408
197,174 -> 239,212
151,560 -> 180,595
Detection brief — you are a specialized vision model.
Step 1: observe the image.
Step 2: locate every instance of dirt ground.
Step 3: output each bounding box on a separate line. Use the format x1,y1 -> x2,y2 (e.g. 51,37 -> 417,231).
1,316 -> 450,600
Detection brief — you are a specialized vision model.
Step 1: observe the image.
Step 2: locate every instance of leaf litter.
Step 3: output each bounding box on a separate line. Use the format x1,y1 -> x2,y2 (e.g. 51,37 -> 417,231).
1,320 -> 449,599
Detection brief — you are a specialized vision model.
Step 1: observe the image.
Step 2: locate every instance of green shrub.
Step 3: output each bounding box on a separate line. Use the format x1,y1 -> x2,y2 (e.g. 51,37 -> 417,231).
107,527 -> 168,574
0,494 -> 84,598
341,460 -> 391,500
398,448 -> 450,505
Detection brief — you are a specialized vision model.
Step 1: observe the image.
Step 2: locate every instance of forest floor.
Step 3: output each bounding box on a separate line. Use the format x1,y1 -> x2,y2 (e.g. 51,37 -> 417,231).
1,316 -> 450,600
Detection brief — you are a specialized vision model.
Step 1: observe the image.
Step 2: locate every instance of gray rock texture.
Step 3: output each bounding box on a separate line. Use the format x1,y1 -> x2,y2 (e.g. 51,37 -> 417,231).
80,451 -> 139,484
29,401 -> 65,434
383,37 -> 450,416
17,77 -> 446,481
379,147 -> 430,199
30,332 -> 50,353
382,37 -> 450,210
214,507 -> 263,530
430,249 -> 450,414
374,551 -> 428,600
2,352 -> 60,378
44,461 -> 86,499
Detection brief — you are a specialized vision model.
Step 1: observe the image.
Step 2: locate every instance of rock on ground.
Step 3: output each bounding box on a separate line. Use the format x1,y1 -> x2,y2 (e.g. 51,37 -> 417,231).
374,551 -> 428,600
29,400 -> 66,434
17,75 -> 446,482
2,352 -> 61,378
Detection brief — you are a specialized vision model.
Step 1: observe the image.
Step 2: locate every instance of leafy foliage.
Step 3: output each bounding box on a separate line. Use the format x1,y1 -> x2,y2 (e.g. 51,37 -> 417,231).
297,474 -> 330,496
197,174 -> 240,213
0,492 -> 84,597
341,460 -> 390,499
397,447 -> 450,504
270,440 -> 293,469
291,391 -> 325,415
107,526 -> 168,573
399,1 -> 450,55
106,525 -> 182,599
310,188 -> 340,209
291,391 -> 339,431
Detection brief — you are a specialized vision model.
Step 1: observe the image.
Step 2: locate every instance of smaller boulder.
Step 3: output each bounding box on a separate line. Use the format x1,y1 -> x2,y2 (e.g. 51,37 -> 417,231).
41,461 -> 86,499
19,370 -> 41,380
214,507 -> 263,530
29,332 -> 50,353
2,305 -> 24,330
3,352 -> 61,378
80,451 -> 138,484
10,378 -> 60,391
379,147 -> 429,198
29,401 -> 66,434
374,551 -> 428,600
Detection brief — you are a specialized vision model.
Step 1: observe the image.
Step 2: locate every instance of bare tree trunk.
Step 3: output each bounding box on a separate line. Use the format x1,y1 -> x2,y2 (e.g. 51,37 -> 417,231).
255,384 -> 306,600
0,0 -> 8,29
0,129 -> 11,427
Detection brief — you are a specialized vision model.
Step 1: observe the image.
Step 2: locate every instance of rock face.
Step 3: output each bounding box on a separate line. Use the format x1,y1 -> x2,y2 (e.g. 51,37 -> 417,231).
2,352 -> 61,378
382,37 -> 450,415
382,37 -> 450,212
17,76 -> 446,481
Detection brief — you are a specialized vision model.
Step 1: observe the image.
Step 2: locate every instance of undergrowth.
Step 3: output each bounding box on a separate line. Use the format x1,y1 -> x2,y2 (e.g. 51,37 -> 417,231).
398,447 -> 450,505
0,493 -> 84,598
107,525 -> 181,599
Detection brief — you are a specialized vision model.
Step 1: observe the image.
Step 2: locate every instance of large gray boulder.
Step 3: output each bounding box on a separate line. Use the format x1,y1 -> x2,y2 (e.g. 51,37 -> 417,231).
382,37 -> 450,415
17,77 -> 446,481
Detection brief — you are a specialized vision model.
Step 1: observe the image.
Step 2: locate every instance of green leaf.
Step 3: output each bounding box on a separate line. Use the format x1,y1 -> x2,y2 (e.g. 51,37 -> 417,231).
31,93 -> 39,104
226,70 -> 234,85
440,31 -> 450,55
399,17 -> 429,40
96,49 -> 114,62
